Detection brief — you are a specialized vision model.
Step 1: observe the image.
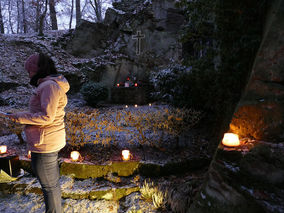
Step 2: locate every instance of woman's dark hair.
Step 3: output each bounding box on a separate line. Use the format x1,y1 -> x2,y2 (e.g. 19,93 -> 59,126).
30,53 -> 58,86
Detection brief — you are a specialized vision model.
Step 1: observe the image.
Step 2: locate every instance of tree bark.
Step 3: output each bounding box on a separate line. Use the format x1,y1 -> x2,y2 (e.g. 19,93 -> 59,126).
69,0 -> 74,29
0,0 -> 4,33
49,0 -> 58,30
75,0 -> 81,27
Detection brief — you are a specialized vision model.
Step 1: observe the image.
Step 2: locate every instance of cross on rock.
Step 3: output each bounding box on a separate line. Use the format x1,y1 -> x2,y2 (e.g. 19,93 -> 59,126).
132,30 -> 145,55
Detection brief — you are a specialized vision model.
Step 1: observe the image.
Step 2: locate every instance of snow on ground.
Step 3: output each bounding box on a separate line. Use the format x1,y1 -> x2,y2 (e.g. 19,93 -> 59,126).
0,193 -> 119,213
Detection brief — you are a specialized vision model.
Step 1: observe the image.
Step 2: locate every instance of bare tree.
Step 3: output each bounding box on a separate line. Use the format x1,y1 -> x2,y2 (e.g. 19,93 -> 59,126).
0,0 -> 4,33
21,0 -> 27,33
75,0 -> 81,26
49,0 -> 58,30
69,0 -> 74,29
38,0 -> 48,35
89,0 -> 102,22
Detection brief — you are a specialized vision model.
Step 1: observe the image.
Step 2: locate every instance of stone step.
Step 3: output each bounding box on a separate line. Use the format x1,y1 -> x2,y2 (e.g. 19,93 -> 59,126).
18,156 -> 210,180
0,174 -> 139,201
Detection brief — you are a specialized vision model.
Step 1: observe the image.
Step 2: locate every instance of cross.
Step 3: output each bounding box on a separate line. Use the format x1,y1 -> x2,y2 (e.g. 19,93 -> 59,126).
132,30 -> 145,55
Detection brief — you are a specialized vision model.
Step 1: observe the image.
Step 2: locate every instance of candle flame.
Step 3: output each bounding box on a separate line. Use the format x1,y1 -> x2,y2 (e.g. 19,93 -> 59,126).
28,150 -> 31,159
135,104 -> 138,108
122,150 -> 130,161
71,151 -> 80,161
222,133 -> 240,147
0,145 -> 7,154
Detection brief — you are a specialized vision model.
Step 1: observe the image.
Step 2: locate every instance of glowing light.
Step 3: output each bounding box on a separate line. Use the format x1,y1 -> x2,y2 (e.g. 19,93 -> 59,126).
222,133 -> 240,147
122,150 -> 130,161
28,150 -> 31,159
125,105 -> 128,108
70,151 -> 80,161
149,103 -> 152,106
135,104 -> 138,108
134,83 -> 138,87
117,83 -> 120,87
0,145 -> 7,154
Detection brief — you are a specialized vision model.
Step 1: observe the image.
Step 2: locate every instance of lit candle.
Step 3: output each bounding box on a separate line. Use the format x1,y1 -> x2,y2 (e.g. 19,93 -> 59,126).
70,151 -> 80,161
149,103 -> 152,107
125,105 -> 128,108
117,83 -> 120,87
222,133 -> 240,147
122,150 -> 130,161
28,150 -> 31,159
135,104 -> 138,108
134,83 -> 138,87
0,145 -> 7,154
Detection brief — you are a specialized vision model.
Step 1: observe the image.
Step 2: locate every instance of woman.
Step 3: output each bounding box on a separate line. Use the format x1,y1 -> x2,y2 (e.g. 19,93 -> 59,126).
8,53 -> 70,213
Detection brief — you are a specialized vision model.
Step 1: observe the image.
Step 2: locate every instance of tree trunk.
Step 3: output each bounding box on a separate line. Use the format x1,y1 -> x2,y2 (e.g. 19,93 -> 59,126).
35,0 -> 41,32
8,0 -> 14,34
90,0 -> 102,22
0,0 -> 4,33
75,0 -> 81,27
69,0 -> 74,29
49,0 -> 58,30
21,0 -> 27,33
17,0 -> 20,33
38,0 -> 48,36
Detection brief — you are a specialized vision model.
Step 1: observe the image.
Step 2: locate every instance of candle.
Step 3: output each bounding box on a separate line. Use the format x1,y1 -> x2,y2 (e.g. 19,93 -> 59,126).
125,105 -> 128,108
28,150 -> 31,159
117,83 -> 120,87
0,145 -> 7,154
122,150 -> 130,161
135,104 -> 138,108
222,133 -> 240,147
70,151 -> 80,161
149,103 -> 152,107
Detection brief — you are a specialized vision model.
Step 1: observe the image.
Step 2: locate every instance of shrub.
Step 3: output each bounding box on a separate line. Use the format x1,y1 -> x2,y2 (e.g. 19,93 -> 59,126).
80,82 -> 108,107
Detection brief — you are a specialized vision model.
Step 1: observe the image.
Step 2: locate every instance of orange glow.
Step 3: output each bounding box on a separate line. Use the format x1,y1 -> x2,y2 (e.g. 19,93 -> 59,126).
134,83 -> 138,87
0,145 -> 7,154
222,133 -> 240,147
149,103 -> 152,106
122,150 -> 130,161
117,83 -> 120,87
70,151 -> 80,161
28,150 -> 31,159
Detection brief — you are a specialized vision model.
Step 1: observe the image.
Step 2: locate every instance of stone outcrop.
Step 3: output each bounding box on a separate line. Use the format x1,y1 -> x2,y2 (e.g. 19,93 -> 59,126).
189,0 -> 284,212
64,0 -> 184,88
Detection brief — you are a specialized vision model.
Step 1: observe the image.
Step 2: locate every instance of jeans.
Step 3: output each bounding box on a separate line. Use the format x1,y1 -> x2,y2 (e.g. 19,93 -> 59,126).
31,151 -> 62,213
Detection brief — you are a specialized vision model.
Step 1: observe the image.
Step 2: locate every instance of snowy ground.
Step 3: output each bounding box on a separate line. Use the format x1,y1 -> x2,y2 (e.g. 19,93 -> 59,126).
0,193 -> 119,213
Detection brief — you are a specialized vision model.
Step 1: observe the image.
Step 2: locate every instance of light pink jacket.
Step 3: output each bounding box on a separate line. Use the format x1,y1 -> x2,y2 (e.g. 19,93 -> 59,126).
14,75 -> 70,153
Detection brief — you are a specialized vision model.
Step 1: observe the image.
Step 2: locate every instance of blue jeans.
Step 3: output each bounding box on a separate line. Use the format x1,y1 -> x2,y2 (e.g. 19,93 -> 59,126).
31,151 -> 62,213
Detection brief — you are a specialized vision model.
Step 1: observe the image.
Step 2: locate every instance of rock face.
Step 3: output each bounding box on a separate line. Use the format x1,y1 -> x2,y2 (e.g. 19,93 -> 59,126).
189,0 -> 284,212
64,0 -> 184,88
229,0 -> 284,142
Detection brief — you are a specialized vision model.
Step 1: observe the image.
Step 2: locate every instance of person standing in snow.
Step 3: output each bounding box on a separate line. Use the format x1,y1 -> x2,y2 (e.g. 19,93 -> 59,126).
4,53 -> 69,213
